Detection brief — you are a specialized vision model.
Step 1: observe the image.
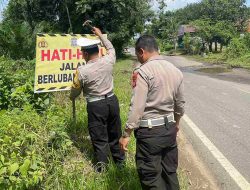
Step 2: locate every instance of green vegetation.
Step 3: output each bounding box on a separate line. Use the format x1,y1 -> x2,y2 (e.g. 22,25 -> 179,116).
0,56 -> 189,189
0,0 -> 157,58
0,1 -> 192,189
147,0 -> 250,68
0,57 -> 49,110
187,33 -> 250,69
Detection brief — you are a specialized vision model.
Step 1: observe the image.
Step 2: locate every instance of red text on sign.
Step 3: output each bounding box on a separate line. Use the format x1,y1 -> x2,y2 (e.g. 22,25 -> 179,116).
41,49 -> 83,61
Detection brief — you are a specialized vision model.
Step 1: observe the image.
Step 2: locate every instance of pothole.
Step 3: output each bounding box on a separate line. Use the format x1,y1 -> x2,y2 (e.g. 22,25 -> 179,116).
196,67 -> 232,74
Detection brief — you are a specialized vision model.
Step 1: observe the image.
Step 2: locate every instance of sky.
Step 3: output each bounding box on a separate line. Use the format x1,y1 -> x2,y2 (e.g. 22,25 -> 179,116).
152,0 -> 250,11
0,0 -> 8,20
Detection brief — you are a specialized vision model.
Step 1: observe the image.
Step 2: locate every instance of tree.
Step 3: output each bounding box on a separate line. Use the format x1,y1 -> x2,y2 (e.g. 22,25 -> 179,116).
75,0 -> 153,56
146,8 -> 182,52
192,19 -> 236,52
175,2 -> 206,24
3,0 -> 62,30
212,22 -> 236,51
202,0 -> 248,32
157,11 -> 180,52
151,0 -> 249,53
188,19 -> 211,52
1,0 -> 154,58
0,0 -> 67,59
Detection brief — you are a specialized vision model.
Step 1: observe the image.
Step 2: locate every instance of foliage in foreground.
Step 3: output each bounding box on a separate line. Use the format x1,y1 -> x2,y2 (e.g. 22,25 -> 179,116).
0,106 -> 72,189
0,58 -> 141,190
0,57 -> 50,111
0,58 -> 188,189
0,104 -> 140,190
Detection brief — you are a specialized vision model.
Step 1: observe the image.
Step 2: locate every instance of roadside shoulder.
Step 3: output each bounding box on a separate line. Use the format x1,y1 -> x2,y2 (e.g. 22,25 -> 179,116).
178,129 -> 220,190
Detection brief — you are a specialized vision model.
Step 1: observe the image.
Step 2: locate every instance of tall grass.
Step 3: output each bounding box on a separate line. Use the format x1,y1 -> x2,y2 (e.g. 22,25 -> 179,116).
0,57 -> 188,190
49,57 -> 141,190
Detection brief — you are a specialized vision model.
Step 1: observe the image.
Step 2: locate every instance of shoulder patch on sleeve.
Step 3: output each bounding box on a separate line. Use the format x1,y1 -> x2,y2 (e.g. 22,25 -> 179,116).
132,72 -> 138,88
138,67 -> 154,82
72,69 -> 81,89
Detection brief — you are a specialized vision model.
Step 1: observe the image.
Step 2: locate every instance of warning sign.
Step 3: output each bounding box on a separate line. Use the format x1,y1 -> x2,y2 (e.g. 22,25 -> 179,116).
34,34 -> 106,93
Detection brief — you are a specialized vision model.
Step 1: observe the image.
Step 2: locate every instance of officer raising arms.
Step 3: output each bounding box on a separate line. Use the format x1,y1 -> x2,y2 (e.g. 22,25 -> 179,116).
70,27 -> 125,172
119,35 -> 185,190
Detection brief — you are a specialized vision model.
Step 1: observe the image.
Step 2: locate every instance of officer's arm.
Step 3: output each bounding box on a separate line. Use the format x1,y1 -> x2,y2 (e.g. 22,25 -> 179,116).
124,73 -> 148,136
99,34 -> 116,64
70,69 -> 83,100
174,79 -> 185,126
92,27 -> 116,64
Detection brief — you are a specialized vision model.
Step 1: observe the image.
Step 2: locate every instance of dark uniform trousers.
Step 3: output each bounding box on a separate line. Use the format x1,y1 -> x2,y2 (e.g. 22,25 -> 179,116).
87,95 -> 125,166
135,122 -> 180,190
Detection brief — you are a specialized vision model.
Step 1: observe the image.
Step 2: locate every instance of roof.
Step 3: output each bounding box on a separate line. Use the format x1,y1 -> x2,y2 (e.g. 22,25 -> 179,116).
247,19 -> 250,33
178,25 -> 196,37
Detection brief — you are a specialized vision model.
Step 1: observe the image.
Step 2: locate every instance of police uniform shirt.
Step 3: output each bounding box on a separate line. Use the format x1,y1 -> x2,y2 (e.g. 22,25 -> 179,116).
70,35 -> 116,99
126,55 -> 185,129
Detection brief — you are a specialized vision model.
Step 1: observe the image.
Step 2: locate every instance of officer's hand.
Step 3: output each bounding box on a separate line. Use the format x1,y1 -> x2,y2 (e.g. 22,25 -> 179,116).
92,27 -> 102,37
119,137 -> 130,152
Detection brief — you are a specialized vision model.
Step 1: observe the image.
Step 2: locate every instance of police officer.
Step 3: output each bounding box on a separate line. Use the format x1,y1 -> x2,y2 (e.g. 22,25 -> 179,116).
119,35 -> 185,190
70,27 -> 125,172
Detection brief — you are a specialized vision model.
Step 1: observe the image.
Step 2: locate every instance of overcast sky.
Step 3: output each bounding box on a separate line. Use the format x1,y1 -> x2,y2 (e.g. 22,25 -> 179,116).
152,0 -> 250,11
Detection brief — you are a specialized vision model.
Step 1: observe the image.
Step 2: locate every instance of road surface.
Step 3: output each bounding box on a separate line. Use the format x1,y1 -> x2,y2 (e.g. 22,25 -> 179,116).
165,56 -> 250,190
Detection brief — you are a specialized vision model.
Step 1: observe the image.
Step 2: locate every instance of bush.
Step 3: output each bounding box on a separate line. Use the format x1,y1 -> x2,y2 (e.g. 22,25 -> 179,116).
225,37 -> 249,59
0,21 -> 35,60
242,33 -> 250,49
183,35 -> 202,55
161,42 -> 174,52
227,53 -> 250,68
0,106 -> 73,190
0,58 -> 143,190
0,57 -> 49,111
183,34 -> 191,53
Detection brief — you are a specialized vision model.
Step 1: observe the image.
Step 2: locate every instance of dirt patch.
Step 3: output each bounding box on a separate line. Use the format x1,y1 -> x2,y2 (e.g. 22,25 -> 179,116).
178,130 -> 220,190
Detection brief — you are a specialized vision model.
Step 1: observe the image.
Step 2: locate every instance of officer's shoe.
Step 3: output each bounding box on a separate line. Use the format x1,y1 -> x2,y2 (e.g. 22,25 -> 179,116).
95,162 -> 107,173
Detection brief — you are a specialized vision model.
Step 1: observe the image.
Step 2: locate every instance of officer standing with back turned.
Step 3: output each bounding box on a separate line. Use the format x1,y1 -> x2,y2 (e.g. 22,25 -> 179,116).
70,27 -> 125,172
119,35 -> 185,190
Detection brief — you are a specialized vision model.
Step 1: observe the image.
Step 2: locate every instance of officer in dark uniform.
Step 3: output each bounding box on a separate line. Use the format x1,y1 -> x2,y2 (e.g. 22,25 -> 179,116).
119,35 -> 185,189
70,27 -> 125,172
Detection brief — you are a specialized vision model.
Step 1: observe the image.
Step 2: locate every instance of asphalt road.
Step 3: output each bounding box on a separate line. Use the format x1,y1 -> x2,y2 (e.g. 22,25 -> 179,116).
165,56 -> 250,190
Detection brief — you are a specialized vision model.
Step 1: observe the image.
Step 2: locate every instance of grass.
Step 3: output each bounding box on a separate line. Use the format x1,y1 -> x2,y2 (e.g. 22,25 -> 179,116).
163,49 -> 186,56
45,58 -> 141,190
0,57 -> 189,190
54,57 -> 189,190
185,52 -> 250,69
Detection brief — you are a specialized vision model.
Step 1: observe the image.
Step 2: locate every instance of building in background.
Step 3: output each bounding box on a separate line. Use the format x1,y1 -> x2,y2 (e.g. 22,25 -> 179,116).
177,25 -> 197,48
247,19 -> 250,32
178,25 -> 196,38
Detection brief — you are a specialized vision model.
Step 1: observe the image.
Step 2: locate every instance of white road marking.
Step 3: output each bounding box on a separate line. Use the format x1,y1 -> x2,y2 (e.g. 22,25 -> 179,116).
233,85 -> 250,94
232,125 -> 241,129
237,88 -> 250,94
183,114 -> 250,190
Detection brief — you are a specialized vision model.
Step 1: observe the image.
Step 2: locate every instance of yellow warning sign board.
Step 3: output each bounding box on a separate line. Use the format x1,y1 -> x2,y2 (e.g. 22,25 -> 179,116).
34,34 -> 106,93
